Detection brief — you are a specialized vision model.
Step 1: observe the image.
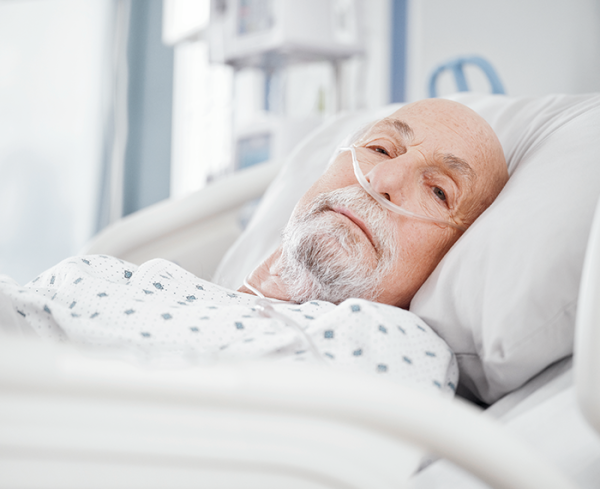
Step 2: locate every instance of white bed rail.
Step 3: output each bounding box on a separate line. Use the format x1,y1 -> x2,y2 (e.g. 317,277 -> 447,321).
0,336 -> 578,489
82,160 -> 282,280
575,196 -> 600,436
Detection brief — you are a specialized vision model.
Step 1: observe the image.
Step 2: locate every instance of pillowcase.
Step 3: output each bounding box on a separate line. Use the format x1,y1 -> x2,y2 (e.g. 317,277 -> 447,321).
216,92 -> 600,405
410,92 -> 600,404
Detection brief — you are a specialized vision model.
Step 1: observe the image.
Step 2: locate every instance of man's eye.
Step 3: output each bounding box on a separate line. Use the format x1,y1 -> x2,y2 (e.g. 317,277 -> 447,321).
433,187 -> 446,202
370,146 -> 389,156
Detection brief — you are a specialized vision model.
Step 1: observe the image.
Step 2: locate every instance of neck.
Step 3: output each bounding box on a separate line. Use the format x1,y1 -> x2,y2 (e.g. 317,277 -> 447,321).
238,248 -> 293,302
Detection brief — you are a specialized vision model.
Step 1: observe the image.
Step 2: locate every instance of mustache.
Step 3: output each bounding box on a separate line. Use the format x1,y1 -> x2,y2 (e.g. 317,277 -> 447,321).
300,186 -> 393,257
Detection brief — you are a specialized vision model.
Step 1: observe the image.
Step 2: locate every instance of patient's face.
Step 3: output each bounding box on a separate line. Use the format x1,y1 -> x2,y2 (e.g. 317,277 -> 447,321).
279,99 -> 508,308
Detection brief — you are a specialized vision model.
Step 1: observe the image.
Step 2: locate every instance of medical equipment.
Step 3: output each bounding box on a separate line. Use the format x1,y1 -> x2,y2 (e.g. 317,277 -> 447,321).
233,116 -> 324,172
208,0 -> 364,67
428,56 -> 506,98
345,145 -> 467,230
208,0 -> 365,176
255,297 -> 326,362
242,276 -> 326,362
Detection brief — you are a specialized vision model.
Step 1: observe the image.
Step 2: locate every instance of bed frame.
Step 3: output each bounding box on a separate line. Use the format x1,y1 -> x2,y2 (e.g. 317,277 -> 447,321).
82,160 -> 282,281
0,333 -> 579,489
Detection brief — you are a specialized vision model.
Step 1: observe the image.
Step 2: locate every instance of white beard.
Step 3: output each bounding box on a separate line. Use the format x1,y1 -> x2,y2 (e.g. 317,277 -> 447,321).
279,186 -> 398,304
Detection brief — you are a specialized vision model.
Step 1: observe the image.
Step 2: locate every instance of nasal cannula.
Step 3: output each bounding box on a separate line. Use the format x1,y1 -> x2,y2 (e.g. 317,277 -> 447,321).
243,277 -> 326,363
342,145 -> 466,231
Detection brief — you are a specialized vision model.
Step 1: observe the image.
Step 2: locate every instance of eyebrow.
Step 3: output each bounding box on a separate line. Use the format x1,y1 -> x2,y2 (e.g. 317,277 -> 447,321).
373,118 -> 414,141
374,118 -> 476,182
440,153 -> 476,182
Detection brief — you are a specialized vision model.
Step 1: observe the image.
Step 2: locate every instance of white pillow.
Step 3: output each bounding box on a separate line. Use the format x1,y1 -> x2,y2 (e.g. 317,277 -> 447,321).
411,92 -> 600,404
215,92 -> 600,405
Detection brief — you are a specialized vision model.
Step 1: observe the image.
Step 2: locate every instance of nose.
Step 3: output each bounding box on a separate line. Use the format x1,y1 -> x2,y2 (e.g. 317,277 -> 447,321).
364,156 -> 415,206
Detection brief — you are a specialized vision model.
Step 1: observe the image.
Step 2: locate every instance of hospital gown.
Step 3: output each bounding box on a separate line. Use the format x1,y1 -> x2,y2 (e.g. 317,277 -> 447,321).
0,255 -> 458,396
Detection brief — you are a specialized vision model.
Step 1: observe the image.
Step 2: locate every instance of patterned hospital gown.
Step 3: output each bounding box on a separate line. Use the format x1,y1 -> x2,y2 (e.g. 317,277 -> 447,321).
0,255 -> 458,396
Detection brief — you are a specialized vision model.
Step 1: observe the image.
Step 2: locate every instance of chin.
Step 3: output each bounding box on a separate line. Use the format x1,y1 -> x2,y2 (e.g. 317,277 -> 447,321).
280,229 -> 381,304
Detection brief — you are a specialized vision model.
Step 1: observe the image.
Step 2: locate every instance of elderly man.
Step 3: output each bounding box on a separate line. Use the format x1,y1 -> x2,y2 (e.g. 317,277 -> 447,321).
242,98 -> 508,308
0,98 -> 508,395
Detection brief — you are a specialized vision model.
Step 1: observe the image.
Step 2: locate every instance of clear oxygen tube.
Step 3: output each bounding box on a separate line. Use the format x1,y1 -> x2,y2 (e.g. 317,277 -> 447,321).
243,278 -> 326,363
342,145 -> 466,231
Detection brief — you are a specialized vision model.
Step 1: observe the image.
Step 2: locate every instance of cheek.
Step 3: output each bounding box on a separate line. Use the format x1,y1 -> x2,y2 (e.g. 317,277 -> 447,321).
402,226 -> 457,275
377,225 -> 457,307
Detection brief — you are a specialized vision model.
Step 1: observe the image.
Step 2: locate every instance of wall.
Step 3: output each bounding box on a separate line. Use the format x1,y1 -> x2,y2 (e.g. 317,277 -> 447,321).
0,0 -> 111,284
405,0 -> 600,100
123,0 -> 174,216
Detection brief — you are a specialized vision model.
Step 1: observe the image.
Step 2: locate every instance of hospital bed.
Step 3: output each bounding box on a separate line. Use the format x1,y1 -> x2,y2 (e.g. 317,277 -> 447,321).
2,92 -> 600,488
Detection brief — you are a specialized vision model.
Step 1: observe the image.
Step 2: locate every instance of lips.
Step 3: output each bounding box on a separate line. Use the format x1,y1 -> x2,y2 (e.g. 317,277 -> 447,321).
331,206 -> 376,249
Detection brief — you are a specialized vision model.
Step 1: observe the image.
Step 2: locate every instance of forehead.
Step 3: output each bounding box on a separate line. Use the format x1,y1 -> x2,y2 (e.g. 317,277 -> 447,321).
367,118 -> 414,141
363,117 -> 477,183
368,109 -> 473,146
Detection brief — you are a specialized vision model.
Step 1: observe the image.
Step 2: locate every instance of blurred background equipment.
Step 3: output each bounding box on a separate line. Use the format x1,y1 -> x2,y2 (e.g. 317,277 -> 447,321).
209,0 -> 365,184
428,55 -> 506,98
165,0 -> 367,195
